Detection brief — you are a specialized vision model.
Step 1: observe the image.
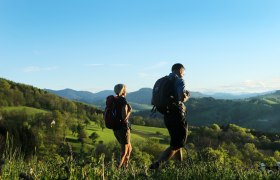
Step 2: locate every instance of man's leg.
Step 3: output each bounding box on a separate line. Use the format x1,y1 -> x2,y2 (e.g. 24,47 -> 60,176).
157,146 -> 179,162
173,148 -> 183,161
150,146 -> 180,169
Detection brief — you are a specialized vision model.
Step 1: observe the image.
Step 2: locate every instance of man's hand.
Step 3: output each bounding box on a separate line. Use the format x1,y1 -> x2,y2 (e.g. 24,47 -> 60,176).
182,93 -> 190,102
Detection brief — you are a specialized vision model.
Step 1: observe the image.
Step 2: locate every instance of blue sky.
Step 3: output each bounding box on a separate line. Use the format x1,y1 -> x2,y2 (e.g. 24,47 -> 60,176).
1,0 -> 280,93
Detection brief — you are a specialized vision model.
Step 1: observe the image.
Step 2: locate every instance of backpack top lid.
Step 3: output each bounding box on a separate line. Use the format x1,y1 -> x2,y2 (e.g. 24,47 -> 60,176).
106,95 -> 118,108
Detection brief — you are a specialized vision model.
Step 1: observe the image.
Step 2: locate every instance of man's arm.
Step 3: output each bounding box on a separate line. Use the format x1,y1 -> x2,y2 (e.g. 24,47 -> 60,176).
177,79 -> 190,102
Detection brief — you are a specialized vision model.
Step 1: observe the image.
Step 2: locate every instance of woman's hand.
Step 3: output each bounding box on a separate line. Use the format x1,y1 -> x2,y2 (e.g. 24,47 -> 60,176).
127,104 -> 132,112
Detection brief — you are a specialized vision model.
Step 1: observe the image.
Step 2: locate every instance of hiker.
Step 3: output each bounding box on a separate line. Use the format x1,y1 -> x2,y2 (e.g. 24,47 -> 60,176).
113,84 -> 132,169
150,63 -> 190,169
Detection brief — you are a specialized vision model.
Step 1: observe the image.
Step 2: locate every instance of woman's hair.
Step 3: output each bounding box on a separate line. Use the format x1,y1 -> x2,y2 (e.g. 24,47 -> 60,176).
114,84 -> 126,96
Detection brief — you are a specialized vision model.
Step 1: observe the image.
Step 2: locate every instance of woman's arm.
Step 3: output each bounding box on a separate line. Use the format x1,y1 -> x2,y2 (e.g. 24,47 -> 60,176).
122,104 -> 132,122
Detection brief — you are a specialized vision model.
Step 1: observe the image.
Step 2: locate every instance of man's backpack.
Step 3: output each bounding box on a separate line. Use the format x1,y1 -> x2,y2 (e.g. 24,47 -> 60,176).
151,76 -> 176,114
103,95 -> 120,129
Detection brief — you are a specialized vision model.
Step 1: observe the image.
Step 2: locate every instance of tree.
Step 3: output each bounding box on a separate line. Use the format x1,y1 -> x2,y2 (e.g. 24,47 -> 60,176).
131,116 -> 145,126
70,124 -> 77,135
274,150 -> 280,161
89,132 -> 99,144
77,124 -> 87,144
242,143 -> 263,164
200,147 -> 228,164
263,157 -> 277,168
93,113 -> 105,131
0,79 -> 10,90
221,142 -> 243,160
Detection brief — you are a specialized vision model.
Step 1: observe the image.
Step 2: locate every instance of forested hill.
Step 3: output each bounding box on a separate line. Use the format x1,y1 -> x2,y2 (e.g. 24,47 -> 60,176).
187,94 -> 280,132
136,92 -> 280,133
0,78 -> 102,114
0,77 -> 103,157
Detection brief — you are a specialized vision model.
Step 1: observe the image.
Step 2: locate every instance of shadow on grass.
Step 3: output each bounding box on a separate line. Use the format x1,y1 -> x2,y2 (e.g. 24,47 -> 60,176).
87,127 -> 100,131
66,137 -> 79,143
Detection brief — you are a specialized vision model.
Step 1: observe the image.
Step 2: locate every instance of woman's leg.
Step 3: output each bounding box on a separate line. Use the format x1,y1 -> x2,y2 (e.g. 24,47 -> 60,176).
124,143 -> 132,167
118,144 -> 129,168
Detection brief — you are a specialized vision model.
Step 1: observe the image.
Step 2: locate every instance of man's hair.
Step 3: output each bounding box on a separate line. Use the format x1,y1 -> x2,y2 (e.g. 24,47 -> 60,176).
171,63 -> 185,72
114,84 -> 126,96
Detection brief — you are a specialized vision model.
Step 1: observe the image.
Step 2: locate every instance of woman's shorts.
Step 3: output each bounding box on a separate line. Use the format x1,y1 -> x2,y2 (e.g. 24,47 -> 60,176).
113,128 -> 130,145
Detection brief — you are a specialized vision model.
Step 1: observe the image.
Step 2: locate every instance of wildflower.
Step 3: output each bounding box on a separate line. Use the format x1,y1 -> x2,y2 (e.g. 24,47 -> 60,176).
51,120 -> 56,128
29,168 -> 34,175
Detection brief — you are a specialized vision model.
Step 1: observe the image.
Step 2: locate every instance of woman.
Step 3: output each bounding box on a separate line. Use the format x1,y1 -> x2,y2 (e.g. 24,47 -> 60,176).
113,84 -> 132,169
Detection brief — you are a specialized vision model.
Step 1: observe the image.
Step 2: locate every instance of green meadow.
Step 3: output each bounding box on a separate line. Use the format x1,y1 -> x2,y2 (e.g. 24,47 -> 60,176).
0,106 -> 169,153
1,106 -> 49,115
66,122 -> 169,152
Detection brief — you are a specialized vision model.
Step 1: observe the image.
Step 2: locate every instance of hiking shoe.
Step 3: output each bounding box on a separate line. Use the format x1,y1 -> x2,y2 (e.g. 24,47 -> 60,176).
149,162 -> 159,170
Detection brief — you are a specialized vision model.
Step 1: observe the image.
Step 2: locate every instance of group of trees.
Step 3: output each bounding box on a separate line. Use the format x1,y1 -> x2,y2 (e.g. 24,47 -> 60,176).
187,124 -> 280,168
60,122 -> 280,171
130,115 -> 165,127
135,96 -> 280,133
0,78 -> 102,117
187,97 -> 280,133
0,78 -> 104,157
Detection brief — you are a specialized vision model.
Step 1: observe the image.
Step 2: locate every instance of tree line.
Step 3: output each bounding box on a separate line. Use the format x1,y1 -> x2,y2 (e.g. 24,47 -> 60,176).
0,78 -> 103,157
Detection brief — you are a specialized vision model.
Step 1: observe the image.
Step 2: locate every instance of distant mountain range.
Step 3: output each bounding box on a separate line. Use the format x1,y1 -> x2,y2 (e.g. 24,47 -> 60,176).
45,88 -> 275,110
203,91 -> 274,100
45,88 -> 280,132
44,88 -> 211,110
46,88 -> 114,104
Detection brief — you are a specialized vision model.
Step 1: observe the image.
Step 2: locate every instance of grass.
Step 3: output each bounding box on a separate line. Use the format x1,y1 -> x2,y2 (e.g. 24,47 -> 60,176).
262,98 -> 278,105
132,125 -> 168,136
0,106 -> 49,115
84,122 -> 169,145
65,122 -> 169,153
1,154 -> 280,179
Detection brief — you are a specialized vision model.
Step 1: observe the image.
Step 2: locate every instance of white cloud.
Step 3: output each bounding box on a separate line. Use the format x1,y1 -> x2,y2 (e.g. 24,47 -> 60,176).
242,80 -> 266,88
271,77 -> 280,83
86,63 -> 105,67
110,64 -> 130,67
86,63 -> 130,67
138,72 -> 161,80
199,77 -> 280,93
144,61 -> 169,70
23,66 -> 58,73
137,61 -> 170,80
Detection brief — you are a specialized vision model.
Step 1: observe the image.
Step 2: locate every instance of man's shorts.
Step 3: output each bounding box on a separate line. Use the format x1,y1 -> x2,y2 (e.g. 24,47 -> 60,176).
164,112 -> 188,149
113,128 -> 131,145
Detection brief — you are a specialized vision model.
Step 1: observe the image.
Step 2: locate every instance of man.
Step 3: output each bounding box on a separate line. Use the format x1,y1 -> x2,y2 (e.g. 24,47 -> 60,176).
150,63 -> 190,169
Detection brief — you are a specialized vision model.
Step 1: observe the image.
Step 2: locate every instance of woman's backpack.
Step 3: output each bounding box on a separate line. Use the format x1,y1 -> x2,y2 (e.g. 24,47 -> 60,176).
103,95 -> 120,129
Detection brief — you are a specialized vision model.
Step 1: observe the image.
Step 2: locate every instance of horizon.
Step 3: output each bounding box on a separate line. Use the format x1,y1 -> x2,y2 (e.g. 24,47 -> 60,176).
46,85 -> 277,96
1,0 -> 280,94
